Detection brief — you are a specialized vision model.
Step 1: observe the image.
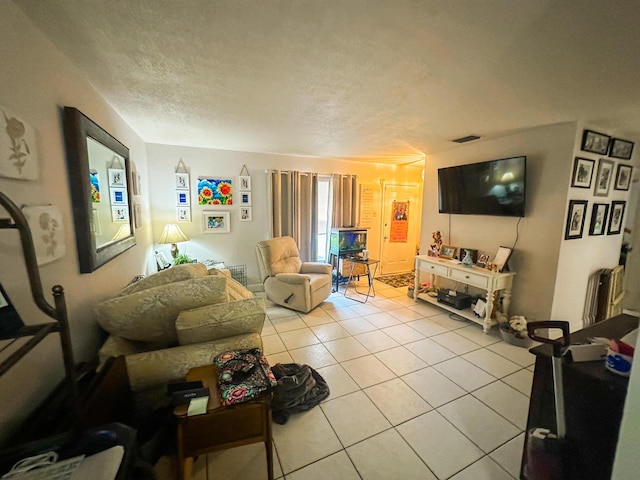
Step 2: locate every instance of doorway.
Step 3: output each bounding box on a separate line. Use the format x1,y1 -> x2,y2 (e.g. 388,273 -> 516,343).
379,183 -> 421,275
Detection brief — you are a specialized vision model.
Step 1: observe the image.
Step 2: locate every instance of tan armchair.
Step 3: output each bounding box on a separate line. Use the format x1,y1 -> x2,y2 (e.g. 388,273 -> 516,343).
256,236 -> 332,313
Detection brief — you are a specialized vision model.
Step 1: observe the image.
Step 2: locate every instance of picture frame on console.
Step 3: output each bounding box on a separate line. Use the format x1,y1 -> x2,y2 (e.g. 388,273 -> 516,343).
571,157 -> 595,188
581,129 -> 611,155
565,200 -> 588,240
476,254 -> 490,268
492,246 -> 512,272
439,245 -> 457,259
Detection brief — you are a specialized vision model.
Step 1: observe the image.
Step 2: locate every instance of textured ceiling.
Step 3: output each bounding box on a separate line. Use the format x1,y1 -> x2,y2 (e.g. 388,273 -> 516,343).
14,0 -> 640,164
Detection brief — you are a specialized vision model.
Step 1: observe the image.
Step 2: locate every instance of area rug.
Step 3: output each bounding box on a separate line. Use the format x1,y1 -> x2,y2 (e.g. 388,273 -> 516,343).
375,271 -> 415,288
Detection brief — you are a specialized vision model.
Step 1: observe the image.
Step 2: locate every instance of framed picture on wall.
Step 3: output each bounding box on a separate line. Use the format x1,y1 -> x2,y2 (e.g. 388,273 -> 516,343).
571,157 -> 595,188
176,190 -> 190,206
607,201 -> 626,235
239,191 -> 252,206
588,203 -> 609,236
239,207 -> 252,222
564,200 -> 588,240
614,164 -> 632,191
202,211 -> 230,233
609,138 -> 634,160
593,158 -> 614,197
581,129 -> 611,155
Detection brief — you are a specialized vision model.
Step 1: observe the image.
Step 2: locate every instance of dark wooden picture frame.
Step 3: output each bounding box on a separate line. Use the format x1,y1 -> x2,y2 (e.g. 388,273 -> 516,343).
565,200 -> 588,240
607,201 -> 626,235
594,158 -> 614,197
571,157 -> 595,188
614,164 -> 632,191
581,129 -> 611,155
609,138 -> 634,160
588,203 -> 609,236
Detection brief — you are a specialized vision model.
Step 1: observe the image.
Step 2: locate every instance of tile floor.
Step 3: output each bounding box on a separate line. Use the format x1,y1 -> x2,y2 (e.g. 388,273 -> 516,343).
155,279 -> 537,480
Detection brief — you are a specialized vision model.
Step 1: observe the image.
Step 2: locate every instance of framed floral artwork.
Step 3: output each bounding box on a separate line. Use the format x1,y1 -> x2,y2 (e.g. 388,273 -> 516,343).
202,211 -> 230,233
197,177 -> 233,205
0,105 -> 39,180
22,205 -> 66,265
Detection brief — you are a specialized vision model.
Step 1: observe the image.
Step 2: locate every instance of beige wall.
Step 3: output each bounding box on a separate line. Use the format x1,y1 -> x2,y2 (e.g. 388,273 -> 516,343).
420,122 -> 638,329
420,123 -> 576,323
0,3 -> 154,442
145,143 -> 423,287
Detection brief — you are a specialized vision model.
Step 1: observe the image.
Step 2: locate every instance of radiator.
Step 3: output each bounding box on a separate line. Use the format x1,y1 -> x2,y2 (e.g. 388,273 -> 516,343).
587,265 -> 626,324
583,269 -> 603,327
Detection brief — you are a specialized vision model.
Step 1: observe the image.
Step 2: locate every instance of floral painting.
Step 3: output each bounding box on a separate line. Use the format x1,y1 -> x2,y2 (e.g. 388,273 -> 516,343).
22,205 -> 66,265
1,106 -> 39,180
90,170 -> 101,203
197,177 -> 233,205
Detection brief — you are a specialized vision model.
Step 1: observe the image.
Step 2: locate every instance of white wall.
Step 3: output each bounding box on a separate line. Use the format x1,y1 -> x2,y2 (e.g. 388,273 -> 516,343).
0,2 -> 154,443
145,144 -> 423,287
420,123 -> 576,322
551,123 -> 638,326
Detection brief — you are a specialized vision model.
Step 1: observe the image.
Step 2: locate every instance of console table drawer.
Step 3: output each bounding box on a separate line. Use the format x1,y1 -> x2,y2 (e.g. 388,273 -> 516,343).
450,269 -> 488,289
421,262 -> 449,276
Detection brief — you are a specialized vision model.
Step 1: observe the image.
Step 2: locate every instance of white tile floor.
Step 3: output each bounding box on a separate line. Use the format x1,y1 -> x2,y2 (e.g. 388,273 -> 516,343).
155,279 -> 536,480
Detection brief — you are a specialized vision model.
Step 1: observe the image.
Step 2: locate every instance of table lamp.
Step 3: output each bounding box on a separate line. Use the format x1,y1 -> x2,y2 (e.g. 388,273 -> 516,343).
159,223 -> 189,258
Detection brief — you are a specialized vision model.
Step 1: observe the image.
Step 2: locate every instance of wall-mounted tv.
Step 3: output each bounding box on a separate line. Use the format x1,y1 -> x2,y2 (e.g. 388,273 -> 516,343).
438,156 -> 526,217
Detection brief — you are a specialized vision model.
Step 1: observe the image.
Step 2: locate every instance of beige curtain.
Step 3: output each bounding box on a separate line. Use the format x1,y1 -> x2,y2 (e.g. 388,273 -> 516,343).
331,174 -> 358,228
268,170 -> 318,262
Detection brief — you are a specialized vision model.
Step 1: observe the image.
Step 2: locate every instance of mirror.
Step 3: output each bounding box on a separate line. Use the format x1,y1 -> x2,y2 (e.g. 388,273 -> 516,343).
63,107 -> 136,273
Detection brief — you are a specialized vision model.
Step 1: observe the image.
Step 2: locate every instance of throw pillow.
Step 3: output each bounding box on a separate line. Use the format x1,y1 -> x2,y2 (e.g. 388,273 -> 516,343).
117,262 -> 208,297
94,275 -> 229,344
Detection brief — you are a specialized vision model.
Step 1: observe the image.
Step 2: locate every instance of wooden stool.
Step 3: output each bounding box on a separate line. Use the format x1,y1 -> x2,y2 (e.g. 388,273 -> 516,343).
173,365 -> 273,480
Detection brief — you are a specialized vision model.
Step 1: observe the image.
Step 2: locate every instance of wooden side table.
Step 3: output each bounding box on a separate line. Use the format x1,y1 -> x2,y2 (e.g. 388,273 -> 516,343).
174,365 -> 274,480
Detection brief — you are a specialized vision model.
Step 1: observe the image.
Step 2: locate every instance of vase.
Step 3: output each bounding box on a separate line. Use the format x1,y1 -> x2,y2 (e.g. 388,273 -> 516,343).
462,249 -> 474,267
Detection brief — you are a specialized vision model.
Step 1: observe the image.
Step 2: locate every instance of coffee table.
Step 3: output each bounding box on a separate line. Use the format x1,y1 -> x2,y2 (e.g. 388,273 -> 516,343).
173,365 -> 273,480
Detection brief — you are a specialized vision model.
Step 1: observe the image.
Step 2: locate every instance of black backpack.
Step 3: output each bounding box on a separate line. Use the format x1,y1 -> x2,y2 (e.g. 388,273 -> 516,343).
270,363 -> 330,424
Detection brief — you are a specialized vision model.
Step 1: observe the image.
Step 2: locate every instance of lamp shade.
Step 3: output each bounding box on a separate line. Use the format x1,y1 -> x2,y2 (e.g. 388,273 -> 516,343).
158,224 -> 189,244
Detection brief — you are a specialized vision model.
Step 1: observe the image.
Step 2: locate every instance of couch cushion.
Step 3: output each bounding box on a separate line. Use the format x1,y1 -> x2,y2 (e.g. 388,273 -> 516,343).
118,262 -> 208,296
94,275 -> 229,343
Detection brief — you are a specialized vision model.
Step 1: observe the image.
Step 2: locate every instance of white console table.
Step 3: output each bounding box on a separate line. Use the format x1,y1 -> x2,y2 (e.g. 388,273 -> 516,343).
414,255 -> 516,333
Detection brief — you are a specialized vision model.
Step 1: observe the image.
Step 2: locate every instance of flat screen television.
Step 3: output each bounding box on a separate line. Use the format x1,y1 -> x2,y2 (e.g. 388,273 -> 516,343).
438,156 -> 526,217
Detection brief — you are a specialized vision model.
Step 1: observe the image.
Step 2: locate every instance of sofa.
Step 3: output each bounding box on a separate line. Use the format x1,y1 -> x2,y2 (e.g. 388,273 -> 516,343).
93,263 -> 266,410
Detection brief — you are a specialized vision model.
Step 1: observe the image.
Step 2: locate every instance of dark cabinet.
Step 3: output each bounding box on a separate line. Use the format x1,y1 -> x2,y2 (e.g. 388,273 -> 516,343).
521,314 -> 638,479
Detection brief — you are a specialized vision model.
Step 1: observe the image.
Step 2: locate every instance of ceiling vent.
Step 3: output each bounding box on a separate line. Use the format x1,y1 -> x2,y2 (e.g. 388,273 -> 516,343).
451,135 -> 481,143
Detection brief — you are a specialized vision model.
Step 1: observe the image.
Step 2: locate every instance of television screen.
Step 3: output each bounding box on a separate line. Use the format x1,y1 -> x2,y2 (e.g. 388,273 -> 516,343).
438,156 -> 526,217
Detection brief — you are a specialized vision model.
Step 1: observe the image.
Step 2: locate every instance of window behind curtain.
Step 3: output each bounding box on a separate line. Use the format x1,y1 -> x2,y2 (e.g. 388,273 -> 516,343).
317,175 -> 331,262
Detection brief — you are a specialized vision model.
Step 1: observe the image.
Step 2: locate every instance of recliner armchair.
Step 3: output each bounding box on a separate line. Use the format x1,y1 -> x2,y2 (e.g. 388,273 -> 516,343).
256,236 -> 332,313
